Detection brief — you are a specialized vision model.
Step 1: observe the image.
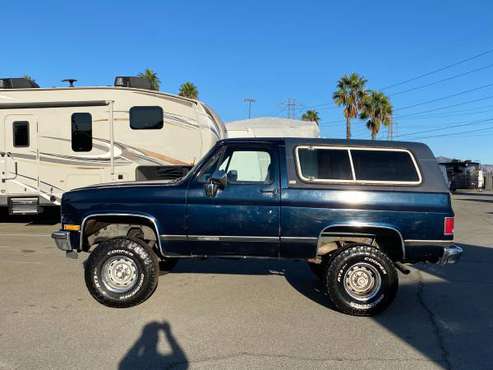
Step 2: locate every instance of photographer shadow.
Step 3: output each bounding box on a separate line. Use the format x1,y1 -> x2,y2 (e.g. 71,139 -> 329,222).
119,321 -> 188,370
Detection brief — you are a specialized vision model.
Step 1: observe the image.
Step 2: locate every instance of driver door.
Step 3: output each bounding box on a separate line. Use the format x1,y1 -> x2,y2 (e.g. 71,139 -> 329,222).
186,143 -> 280,257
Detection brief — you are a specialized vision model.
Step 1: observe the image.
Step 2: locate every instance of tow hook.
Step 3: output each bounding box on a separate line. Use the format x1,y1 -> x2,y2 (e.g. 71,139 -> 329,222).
394,262 -> 411,275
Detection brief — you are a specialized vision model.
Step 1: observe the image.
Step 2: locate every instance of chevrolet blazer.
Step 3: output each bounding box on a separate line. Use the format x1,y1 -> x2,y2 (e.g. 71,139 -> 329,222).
52,138 -> 462,316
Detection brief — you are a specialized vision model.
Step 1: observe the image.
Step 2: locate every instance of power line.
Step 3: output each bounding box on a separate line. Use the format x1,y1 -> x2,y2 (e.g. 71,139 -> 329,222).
394,94 -> 493,118
389,62 -> 493,97
381,47 -> 493,90
395,82 -> 493,111
395,117 -> 493,138
396,104 -> 493,121
282,98 -> 303,119
282,48 -> 493,120
409,123 -> 493,140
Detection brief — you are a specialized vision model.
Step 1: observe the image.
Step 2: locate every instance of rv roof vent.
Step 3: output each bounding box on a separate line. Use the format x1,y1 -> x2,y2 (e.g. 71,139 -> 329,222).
114,76 -> 152,90
62,79 -> 77,87
0,78 -> 40,89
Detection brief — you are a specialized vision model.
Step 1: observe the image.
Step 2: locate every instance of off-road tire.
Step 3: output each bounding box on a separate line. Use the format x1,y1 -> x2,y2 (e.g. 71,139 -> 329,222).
324,244 -> 398,316
84,237 -> 160,308
159,258 -> 179,274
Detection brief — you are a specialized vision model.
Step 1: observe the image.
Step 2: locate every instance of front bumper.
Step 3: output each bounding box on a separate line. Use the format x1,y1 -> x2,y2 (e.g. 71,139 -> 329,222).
404,240 -> 463,264
51,231 -> 78,258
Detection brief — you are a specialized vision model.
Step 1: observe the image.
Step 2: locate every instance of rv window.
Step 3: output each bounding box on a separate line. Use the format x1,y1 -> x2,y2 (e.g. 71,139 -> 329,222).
71,113 -> 92,152
13,121 -> 29,147
130,106 -> 164,130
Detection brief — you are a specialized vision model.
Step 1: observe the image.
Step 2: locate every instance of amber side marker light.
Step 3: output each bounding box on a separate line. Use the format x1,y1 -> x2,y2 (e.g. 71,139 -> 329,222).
63,224 -> 81,231
444,217 -> 454,236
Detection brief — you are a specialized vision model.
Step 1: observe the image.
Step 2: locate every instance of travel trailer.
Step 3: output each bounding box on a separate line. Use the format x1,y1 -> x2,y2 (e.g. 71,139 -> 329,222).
0,77 -> 226,214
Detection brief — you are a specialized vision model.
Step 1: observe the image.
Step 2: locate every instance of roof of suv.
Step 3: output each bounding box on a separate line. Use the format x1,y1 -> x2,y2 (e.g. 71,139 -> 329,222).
220,137 -> 433,157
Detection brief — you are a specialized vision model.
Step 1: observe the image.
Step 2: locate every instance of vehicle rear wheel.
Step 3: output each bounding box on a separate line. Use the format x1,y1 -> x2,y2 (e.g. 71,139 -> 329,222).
323,244 -> 398,316
84,237 -> 159,308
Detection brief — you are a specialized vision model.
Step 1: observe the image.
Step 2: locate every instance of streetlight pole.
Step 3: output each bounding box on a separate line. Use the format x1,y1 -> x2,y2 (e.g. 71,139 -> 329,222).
244,98 -> 256,119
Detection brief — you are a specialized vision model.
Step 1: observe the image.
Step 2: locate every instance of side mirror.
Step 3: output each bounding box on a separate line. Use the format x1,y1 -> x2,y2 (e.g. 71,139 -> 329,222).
227,170 -> 238,183
205,170 -> 227,197
211,169 -> 227,188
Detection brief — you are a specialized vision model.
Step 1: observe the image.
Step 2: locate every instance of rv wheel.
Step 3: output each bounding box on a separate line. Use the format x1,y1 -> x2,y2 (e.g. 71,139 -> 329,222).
84,237 -> 159,308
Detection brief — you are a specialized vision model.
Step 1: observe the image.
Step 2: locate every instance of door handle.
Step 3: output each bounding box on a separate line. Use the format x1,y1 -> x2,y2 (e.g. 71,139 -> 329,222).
260,187 -> 277,195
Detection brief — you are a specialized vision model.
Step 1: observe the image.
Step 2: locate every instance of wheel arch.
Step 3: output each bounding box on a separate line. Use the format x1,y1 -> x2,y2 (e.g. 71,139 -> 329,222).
80,213 -> 163,256
318,223 -> 405,261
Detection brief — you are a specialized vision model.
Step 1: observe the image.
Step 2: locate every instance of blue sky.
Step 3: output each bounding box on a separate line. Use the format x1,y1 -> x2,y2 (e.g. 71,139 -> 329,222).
2,0 -> 493,162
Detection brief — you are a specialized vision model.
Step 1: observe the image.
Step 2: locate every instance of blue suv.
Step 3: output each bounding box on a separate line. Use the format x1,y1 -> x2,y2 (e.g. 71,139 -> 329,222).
52,138 -> 462,316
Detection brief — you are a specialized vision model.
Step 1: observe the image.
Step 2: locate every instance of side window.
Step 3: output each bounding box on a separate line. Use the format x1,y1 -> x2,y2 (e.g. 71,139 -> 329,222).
351,150 -> 420,183
72,113 -> 92,152
13,121 -> 29,147
297,147 -> 353,181
130,106 -> 164,130
221,150 -> 272,183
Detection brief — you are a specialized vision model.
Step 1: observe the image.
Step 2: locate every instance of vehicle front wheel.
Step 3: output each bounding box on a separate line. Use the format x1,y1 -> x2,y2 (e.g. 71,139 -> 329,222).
324,244 -> 398,316
84,237 -> 160,308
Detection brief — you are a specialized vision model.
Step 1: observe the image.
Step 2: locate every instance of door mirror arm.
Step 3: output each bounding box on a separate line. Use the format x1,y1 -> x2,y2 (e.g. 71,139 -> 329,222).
205,170 -> 228,197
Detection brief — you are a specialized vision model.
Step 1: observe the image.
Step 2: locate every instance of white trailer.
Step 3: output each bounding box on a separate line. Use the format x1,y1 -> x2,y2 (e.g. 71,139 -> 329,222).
226,117 -> 320,138
0,77 -> 226,214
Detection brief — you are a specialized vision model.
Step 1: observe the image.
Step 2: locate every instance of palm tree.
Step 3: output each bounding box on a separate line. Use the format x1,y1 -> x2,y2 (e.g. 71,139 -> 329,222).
178,82 -> 199,99
360,90 -> 393,140
23,75 -> 36,83
333,73 -> 367,142
301,110 -> 320,124
138,68 -> 160,90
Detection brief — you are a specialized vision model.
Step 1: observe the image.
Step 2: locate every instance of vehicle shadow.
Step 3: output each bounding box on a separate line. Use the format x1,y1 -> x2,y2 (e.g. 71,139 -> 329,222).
0,206 -> 60,225
169,243 -> 493,369
119,321 -> 188,370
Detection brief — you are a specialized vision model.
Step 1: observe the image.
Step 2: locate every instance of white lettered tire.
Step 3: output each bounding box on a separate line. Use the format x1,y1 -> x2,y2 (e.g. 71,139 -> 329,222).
324,244 -> 398,316
84,237 -> 160,308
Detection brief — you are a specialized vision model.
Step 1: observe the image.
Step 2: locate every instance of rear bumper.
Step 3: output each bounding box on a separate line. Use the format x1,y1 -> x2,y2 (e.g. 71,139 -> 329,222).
404,240 -> 463,264
439,245 -> 463,264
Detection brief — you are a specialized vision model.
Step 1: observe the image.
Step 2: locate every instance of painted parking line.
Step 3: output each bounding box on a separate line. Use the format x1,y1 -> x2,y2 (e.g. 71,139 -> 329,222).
0,259 -> 43,265
0,233 -> 51,237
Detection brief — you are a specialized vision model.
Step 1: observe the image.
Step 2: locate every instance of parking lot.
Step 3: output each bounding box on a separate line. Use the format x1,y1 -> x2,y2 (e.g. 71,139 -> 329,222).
0,192 -> 491,370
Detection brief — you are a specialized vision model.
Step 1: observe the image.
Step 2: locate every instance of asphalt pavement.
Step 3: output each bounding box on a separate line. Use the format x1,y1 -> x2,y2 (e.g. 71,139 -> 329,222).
0,192 -> 492,370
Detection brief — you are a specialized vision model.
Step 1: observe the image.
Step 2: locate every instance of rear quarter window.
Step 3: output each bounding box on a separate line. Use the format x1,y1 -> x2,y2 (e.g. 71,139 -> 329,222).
351,149 -> 420,183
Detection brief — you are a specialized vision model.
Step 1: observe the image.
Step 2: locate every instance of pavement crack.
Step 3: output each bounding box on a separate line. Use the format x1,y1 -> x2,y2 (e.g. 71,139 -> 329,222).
166,352 -> 435,368
416,270 -> 453,370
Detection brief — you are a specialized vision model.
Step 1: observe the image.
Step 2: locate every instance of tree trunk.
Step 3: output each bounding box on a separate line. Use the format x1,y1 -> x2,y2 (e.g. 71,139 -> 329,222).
371,131 -> 376,140
346,117 -> 351,142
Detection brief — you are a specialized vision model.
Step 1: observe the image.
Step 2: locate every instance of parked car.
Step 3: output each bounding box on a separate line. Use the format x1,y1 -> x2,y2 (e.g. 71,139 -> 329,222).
52,138 -> 462,316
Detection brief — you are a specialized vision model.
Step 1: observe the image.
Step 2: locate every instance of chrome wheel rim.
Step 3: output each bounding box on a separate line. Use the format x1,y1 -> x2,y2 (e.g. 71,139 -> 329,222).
343,262 -> 382,301
101,256 -> 138,293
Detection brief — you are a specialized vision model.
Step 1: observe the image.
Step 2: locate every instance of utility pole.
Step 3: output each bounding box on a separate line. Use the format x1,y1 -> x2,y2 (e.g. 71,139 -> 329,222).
285,98 -> 300,119
244,98 -> 256,119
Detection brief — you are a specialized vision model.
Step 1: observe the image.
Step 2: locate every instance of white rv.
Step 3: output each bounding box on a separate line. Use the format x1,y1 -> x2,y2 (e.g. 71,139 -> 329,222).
0,77 -> 226,214
226,117 -> 320,138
